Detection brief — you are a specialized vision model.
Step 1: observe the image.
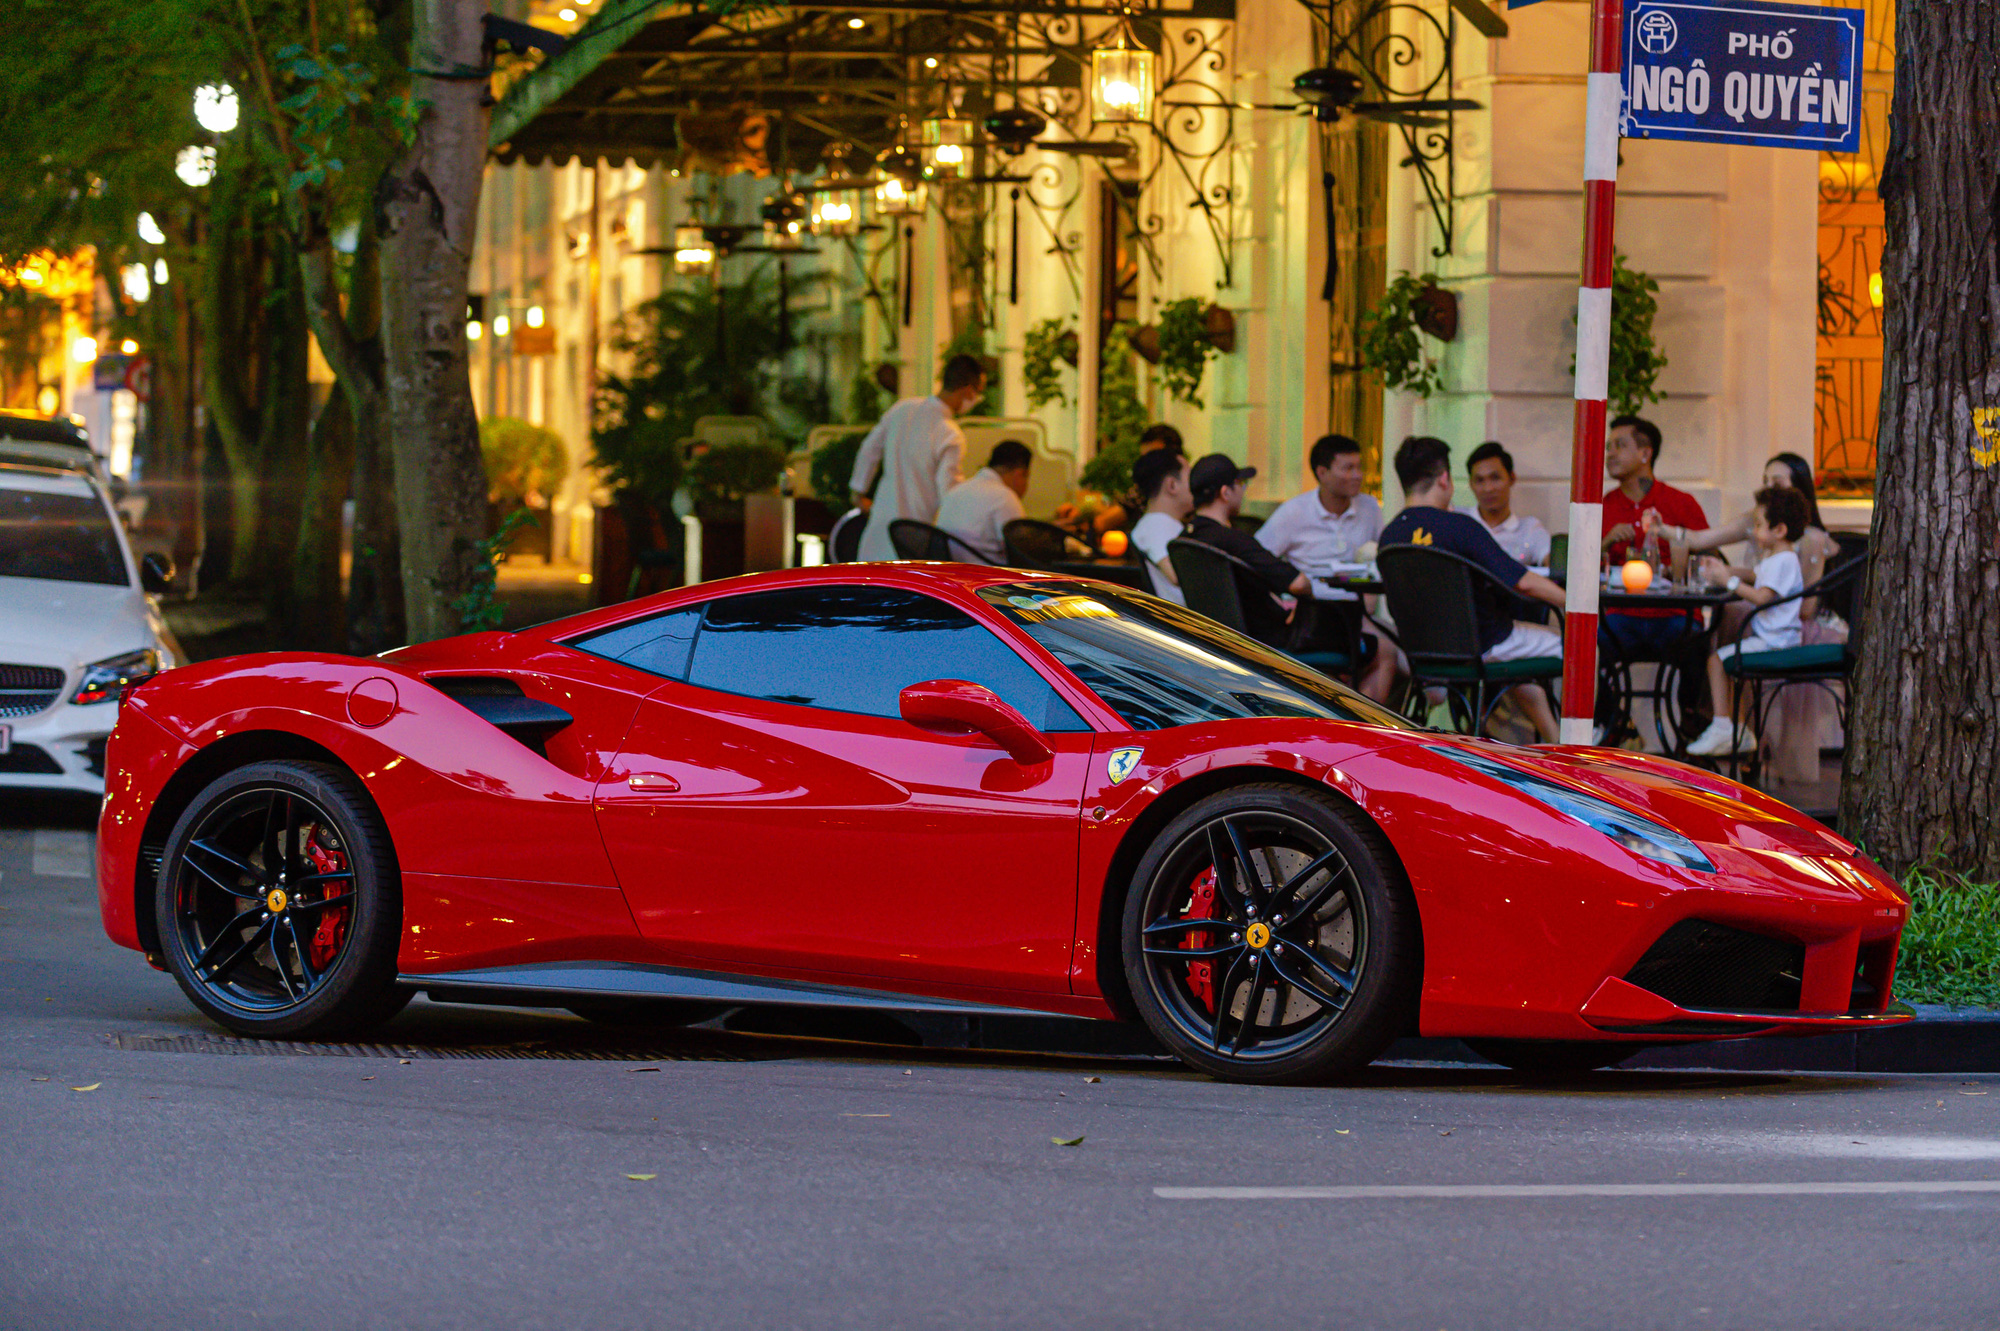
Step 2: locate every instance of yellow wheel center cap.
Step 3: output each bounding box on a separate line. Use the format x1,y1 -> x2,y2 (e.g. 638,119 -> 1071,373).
1245,922 -> 1272,949
266,888 -> 288,913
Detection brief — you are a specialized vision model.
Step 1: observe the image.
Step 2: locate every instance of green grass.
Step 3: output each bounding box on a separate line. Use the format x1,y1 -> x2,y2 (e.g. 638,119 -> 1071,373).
1893,868 -> 2000,1009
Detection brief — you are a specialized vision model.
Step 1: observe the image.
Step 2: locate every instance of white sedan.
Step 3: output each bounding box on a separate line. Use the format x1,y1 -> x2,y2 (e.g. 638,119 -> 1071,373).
0,463 -> 182,795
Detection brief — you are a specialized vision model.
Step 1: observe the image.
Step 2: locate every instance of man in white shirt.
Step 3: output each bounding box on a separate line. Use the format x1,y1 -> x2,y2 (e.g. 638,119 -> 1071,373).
1256,434 -> 1394,700
1457,441 -> 1553,566
1127,448 -> 1193,604
848,354 -> 988,562
934,440 -> 1032,563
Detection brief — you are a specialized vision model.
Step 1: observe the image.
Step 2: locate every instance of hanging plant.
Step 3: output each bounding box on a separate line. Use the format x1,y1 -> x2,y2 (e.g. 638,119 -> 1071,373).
1359,271 -> 1450,398
1023,317 -> 1078,410
1080,322 -> 1148,497
1592,252 -> 1670,415
1155,298 -> 1221,408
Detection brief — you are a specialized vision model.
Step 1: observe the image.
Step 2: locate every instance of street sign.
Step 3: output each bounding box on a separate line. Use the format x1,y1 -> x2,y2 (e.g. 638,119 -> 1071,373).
92,354 -> 130,393
1621,0 -> 1865,152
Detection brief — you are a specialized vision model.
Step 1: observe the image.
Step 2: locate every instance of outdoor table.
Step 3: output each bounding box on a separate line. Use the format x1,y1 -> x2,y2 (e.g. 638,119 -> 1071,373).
1050,556 -> 1151,591
1587,581 -> 1735,749
1314,573 -> 1385,596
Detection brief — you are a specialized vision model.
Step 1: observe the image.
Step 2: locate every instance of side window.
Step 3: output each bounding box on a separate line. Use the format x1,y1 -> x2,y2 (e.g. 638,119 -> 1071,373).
568,606 -> 703,680
684,585 -> 1089,731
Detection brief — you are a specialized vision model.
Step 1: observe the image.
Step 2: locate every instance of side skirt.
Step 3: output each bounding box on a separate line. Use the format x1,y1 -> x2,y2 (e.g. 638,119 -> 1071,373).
401,959 -> 1092,1022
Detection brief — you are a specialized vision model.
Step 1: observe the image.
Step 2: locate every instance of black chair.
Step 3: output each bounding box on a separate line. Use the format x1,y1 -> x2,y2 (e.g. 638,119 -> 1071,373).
1547,532 -> 1569,578
1003,518 -> 1084,570
887,519 -> 999,564
1376,544 -> 1563,737
827,508 -> 866,563
1717,553 -> 1869,778
1166,538 -> 1360,679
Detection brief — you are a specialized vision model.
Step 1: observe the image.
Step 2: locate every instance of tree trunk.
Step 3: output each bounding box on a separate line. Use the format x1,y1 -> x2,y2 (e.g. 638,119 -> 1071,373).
1837,0 -> 2000,883
377,0 -> 491,643
201,186 -> 265,587
258,243 -> 312,628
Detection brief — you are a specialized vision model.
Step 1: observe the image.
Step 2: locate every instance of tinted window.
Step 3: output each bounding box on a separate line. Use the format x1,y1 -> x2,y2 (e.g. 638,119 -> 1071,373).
977,581 -> 1417,733
0,486 -> 125,586
569,606 -> 702,679
684,585 -> 1088,731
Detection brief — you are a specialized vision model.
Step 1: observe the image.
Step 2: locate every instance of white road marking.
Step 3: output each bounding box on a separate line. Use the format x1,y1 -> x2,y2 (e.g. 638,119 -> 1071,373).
31,830 -> 93,878
1636,1132 -> 2000,1161
1154,1180 -> 2000,1201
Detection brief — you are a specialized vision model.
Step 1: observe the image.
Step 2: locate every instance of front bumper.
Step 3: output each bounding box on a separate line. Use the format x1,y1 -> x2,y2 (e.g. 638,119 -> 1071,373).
1,698 -> 115,793
1580,976 -> 1915,1036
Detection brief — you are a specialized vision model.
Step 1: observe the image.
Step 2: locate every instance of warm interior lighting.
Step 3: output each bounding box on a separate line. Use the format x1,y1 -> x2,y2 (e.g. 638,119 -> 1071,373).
72,336 -> 99,364
1868,272 -> 1883,308
493,314 -> 512,337
120,339 -> 139,355
526,305 -> 545,327
846,16 -> 866,27
466,320 -> 484,341
1091,24 -> 1157,123
673,223 -> 715,275
922,118 -> 974,178
557,7 -> 576,19
810,192 -> 861,237
874,174 -> 925,216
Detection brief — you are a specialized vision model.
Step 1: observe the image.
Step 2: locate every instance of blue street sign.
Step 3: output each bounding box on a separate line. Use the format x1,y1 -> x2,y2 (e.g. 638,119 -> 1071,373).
1622,0 -> 1865,152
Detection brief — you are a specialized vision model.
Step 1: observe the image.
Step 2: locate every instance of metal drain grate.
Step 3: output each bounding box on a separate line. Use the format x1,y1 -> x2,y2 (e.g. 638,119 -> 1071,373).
108,1032 -> 757,1062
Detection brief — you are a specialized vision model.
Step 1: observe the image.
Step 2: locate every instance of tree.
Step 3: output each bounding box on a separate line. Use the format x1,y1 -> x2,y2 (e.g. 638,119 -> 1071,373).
1838,2 -> 2000,883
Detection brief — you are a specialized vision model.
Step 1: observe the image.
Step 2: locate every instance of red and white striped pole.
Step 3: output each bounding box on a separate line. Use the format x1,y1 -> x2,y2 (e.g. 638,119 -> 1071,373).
1559,0 -> 1625,747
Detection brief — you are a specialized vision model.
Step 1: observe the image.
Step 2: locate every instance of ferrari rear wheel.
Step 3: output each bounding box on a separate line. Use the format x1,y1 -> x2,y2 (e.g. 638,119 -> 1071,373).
1464,1039 -> 1643,1075
1122,784 -> 1418,1084
156,760 -> 405,1039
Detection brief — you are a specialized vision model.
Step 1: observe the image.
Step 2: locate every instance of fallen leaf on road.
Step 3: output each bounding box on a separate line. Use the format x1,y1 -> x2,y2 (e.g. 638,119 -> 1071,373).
1334,1129 -> 1350,1135
631,1067 -> 661,1073
626,1174 -> 658,1181
1052,1135 -> 1085,1147
70,1084 -> 100,1092
1438,1129 -> 1452,1136
1084,1076 -> 1101,1084
30,1077 -> 48,1082
362,1076 -> 376,1081
1960,1091 -> 1986,1096
399,1059 -> 412,1065
902,1070 -> 912,1076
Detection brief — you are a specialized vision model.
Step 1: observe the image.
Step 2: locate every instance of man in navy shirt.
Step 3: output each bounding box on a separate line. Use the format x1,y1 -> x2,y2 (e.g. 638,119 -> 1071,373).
1381,436 -> 1567,742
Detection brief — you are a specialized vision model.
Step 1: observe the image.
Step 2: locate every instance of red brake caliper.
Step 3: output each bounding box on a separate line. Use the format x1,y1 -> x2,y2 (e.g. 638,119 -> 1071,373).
302,826 -> 350,970
1182,867 -> 1218,1012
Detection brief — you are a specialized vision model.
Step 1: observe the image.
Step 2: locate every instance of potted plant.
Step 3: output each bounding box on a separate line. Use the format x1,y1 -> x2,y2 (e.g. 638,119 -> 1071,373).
1023,317 -> 1079,410
1359,271 -> 1454,398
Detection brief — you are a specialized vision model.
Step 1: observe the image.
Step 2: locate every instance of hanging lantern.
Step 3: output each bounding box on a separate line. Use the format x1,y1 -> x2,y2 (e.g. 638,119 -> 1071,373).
921,117 -> 974,178
672,223 -> 715,275
761,191 -> 809,245
1091,19 -> 1156,124
874,145 -> 927,217
810,189 -> 862,237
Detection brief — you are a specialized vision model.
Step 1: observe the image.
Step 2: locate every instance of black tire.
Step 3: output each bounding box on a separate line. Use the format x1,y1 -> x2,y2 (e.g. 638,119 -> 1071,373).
567,999 -> 727,1029
1121,783 -> 1419,1084
155,759 -> 404,1039
1465,1039 -> 1643,1075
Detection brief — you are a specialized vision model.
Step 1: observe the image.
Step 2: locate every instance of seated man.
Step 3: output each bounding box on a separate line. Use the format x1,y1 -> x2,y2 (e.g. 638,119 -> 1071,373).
1381,436 -> 1567,744
934,439 -> 1031,564
1457,440 -> 1552,566
1179,453 -> 1311,646
1127,447 -> 1192,605
1256,433 -> 1395,702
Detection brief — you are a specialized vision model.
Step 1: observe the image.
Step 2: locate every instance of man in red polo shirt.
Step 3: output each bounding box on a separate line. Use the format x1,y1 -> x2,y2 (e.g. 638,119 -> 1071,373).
1597,415 -> 1710,741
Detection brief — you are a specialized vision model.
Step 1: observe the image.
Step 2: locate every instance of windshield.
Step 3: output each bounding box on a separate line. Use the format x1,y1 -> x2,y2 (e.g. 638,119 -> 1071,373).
977,581 -> 1416,733
0,484 -> 127,586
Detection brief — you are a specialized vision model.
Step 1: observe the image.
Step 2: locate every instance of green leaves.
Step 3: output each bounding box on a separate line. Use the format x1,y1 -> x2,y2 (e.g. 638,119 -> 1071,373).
1359,271 -> 1447,399
1155,298 -> 1216,409
1893,867 -> 2000,1008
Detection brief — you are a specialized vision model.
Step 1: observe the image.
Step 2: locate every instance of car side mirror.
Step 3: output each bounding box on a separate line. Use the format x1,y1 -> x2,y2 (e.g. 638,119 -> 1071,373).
139,552 -> 175,596
898,679 -> 1054,766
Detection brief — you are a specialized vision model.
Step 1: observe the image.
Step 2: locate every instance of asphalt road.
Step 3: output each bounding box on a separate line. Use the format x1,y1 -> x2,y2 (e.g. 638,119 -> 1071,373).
4,792 -> 1997,1330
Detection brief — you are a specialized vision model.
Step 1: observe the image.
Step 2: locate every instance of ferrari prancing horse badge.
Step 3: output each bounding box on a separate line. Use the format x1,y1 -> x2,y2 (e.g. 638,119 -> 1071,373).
1107,747 -> 1143,785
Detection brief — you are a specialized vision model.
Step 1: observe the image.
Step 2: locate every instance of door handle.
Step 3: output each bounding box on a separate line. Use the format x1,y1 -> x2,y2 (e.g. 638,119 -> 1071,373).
626,772 -> 680,792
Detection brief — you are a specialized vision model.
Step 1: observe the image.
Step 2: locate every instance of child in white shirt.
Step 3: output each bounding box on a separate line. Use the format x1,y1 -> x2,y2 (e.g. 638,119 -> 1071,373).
1685,486 -> 1811,757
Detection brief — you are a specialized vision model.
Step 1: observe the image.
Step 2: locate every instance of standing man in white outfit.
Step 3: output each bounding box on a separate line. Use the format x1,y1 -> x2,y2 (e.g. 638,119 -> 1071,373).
848,354 -> 989,563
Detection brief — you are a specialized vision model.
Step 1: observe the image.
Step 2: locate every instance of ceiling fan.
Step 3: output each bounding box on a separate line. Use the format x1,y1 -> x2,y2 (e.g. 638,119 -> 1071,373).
980,107 -> 1135,161
1267,68 -> 1481,128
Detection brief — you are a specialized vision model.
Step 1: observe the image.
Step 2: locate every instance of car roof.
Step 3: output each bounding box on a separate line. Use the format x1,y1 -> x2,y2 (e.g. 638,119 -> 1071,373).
518,562 -> 1077,643
0,463 -> 104,498
0,438 -> 96,474
0,410 -> 89,446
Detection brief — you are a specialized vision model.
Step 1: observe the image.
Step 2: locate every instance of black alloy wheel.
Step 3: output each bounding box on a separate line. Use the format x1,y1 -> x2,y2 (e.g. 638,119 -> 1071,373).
1122,784 -> 1418,1084
156,760 -> 407,1039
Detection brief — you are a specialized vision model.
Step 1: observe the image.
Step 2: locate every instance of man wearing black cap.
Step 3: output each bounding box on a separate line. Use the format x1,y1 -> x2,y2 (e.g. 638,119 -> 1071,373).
1181,453 -> 1312,645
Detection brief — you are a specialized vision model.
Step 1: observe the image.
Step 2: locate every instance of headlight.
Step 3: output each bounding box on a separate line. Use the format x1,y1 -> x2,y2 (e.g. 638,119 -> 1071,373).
1432,745 -> 1715,873
72,648 -> 160,705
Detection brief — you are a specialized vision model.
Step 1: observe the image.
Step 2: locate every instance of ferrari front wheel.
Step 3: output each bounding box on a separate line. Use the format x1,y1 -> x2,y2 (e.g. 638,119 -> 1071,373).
156,760 -> 406,1039
1122,784 -> 1418,1084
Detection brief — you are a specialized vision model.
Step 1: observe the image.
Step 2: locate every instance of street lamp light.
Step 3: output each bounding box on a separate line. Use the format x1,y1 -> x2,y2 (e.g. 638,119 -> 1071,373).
673,223 -> 715,275
921,117 -> 974,178
193,84 -> 239,133
874,145 -> 927,217
1091,14 -> 1156,124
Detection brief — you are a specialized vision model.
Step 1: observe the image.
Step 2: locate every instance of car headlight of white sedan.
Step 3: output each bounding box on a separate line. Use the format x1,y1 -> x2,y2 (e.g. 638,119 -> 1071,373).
72,648 -> 161,706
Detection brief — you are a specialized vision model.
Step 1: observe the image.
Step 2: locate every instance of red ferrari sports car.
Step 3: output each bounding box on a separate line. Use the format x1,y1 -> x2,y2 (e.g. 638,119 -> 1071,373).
97,564 -> 1911,1082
